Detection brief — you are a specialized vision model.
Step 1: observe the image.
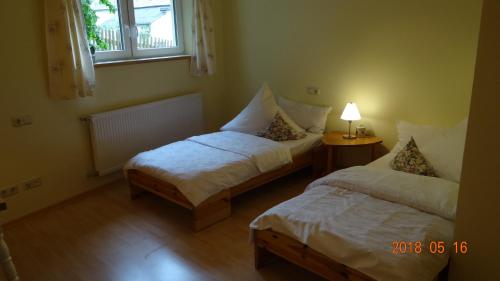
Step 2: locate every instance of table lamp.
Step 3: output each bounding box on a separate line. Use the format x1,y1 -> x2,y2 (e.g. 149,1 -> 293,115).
340,102 -> 361,139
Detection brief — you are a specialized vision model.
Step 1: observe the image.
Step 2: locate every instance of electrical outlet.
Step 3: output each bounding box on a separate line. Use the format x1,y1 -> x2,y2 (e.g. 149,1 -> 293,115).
307,86 -> 320,95
23,177 -> 42,190
0,185 -> 19,198
11,115 -> 33,127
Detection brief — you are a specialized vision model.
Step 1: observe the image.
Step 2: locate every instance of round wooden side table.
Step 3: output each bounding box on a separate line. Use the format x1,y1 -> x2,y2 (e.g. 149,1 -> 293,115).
322,131 -> 383,173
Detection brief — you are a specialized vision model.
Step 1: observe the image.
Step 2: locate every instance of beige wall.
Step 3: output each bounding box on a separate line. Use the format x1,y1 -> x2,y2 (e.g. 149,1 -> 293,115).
0,0 -> 226,223
449,0 -> 500,279
222,0 -> 481,150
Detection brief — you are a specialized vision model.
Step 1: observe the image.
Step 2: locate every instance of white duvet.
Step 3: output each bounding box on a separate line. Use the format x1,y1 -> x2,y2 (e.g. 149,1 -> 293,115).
250,166 -> 458,281
124,131 -> 292,206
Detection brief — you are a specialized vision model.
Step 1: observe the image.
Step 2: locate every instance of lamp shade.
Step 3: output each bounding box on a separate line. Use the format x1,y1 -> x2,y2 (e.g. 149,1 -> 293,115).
340,102 -> 361,121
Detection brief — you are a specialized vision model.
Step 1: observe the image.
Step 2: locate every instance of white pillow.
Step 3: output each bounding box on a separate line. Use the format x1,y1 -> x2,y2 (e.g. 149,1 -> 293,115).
221,83 -> 278,134
391,119 -> 468,183
278,96 -> 332,133
391,121 -> 447,153
422,119 -> 468,183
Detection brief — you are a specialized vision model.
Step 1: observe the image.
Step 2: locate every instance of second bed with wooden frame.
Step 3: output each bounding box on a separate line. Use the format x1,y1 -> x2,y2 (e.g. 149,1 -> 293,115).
254,228 -> 449,281
254,229 -> 449,281
127,147 -> 324,231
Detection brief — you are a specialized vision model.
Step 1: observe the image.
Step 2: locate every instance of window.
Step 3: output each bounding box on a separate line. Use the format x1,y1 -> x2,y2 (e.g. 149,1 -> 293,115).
81,0 -> 184,62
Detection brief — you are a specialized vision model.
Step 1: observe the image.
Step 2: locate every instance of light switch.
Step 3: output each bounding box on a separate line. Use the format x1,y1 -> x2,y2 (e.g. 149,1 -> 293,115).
307,86 -> 320,95
11,115 -> 33,127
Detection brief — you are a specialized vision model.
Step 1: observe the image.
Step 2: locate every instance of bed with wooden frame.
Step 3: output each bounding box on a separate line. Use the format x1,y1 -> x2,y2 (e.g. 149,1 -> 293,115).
127,146 -> 324,231
250,153 -> 457,281
254,229 -> 448,281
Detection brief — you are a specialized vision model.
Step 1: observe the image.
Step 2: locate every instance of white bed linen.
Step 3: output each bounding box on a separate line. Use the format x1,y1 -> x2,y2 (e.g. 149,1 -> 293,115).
366,152 -> 395,169
250,166 -> 456,281
280,133 -> 322,156
124,131 -> 291,206
307,167 -> 458,220
189,132 -> 292,173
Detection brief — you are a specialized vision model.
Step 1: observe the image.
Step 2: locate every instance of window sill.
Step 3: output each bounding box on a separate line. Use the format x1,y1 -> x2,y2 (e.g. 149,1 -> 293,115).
94,55 -> 191,68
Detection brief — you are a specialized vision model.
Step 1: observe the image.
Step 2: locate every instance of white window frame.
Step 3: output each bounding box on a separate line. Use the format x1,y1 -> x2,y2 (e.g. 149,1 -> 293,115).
93,0 -> 184,62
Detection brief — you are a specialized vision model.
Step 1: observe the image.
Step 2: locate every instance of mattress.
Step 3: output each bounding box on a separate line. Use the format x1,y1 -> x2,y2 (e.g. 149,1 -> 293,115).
281,133 -> 322,156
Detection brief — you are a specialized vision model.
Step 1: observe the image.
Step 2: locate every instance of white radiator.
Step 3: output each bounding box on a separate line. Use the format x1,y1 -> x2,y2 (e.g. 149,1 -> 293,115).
85,93 -> 204,176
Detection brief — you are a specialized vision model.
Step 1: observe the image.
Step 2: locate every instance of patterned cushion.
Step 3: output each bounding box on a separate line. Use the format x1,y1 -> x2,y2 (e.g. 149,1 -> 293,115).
257,112 -> 307,141
391,137 -> 437,177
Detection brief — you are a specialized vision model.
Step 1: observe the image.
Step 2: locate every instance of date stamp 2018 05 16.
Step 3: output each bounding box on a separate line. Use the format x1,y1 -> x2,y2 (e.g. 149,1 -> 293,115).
391,241 -> 468,255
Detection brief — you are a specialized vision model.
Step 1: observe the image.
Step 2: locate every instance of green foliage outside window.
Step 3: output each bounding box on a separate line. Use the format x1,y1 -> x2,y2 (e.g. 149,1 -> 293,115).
81,0 -> 116,51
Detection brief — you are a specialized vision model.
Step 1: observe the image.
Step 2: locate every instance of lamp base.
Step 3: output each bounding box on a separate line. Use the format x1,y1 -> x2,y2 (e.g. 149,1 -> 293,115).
343,120 -> 357,139
342,134 -> 357,139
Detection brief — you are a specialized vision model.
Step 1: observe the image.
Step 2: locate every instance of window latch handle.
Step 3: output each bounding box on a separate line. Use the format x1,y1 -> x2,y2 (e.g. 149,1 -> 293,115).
124,25 -> 138,39
130,25 -> 138,39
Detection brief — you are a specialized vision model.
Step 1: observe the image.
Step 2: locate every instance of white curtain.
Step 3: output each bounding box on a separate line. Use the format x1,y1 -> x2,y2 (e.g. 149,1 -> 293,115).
44,0 -> 96,99
190,0 -> 216,77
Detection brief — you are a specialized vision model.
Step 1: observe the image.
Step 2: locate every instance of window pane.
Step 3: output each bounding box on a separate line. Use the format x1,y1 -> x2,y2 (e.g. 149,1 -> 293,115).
83,0 -> 124,51
133,0 -> 178,49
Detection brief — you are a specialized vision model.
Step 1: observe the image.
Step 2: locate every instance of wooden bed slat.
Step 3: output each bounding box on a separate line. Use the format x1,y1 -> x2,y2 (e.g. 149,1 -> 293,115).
230,152 -> 313,198
128,170 -> 194,210
254,229 -> 375,281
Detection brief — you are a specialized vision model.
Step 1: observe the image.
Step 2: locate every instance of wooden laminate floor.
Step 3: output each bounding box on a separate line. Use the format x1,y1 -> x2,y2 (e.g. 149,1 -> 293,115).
4,169 -> 325,281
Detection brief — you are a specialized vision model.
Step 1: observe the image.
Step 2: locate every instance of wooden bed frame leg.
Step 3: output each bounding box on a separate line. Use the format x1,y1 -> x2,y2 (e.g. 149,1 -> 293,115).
254,243 -> 277,269
312,144 -> 327,177
129,183 -> 144,200
438,263 -> 449,281
192,190 -> 231,232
